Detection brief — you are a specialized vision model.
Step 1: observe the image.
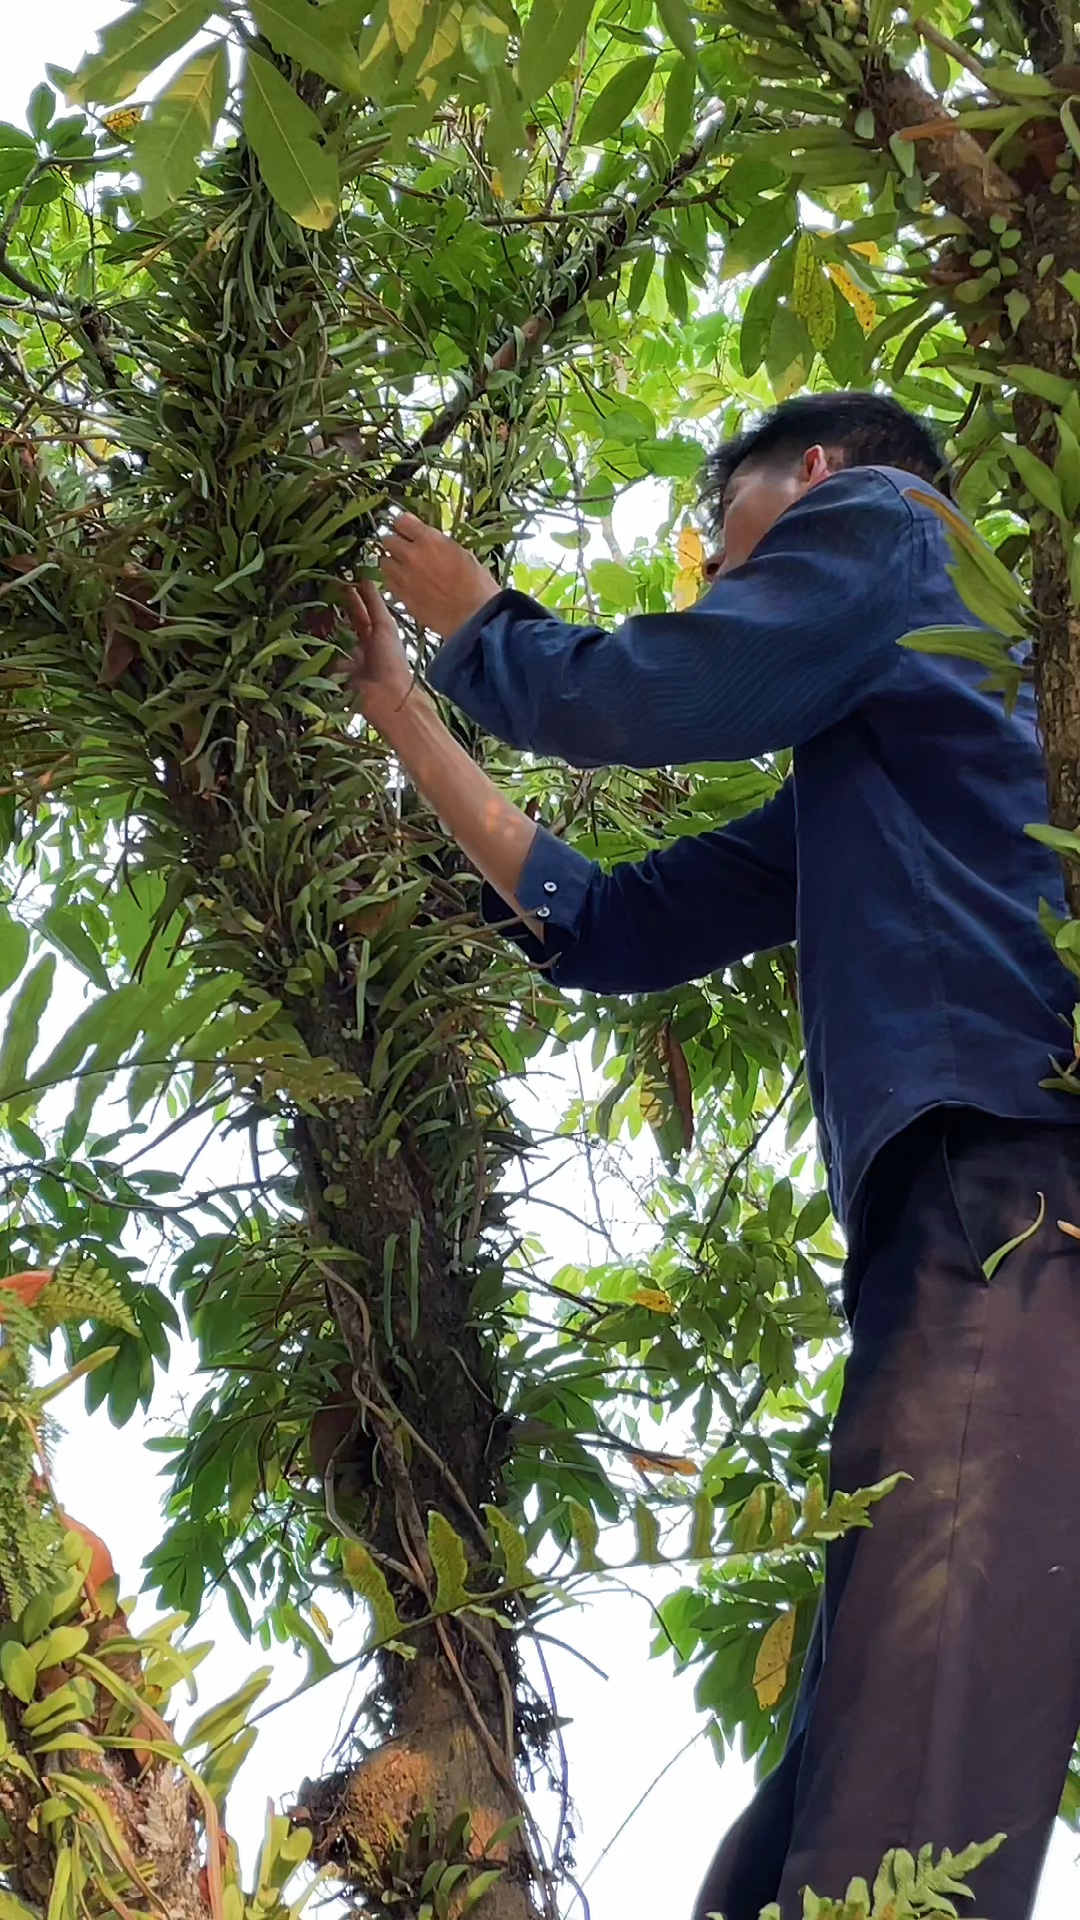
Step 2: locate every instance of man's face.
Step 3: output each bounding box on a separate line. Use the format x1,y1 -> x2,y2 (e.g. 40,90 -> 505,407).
703,442 -> 834,583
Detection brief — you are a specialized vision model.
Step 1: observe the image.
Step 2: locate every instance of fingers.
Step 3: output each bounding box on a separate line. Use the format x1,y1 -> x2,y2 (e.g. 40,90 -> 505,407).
378,511 -> 441,560
340,581 -> 371,637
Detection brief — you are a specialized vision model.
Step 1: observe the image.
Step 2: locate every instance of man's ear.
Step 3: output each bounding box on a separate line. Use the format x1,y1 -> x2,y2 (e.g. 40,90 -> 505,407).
803,443 -> 834,488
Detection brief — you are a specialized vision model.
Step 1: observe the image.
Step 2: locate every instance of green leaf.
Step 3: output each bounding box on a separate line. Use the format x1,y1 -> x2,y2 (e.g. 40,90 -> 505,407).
242,49 -> 339,230
626,244 -> 655,313
66,0 -> 215,108
341,1541 -> 405,1646
766,306 -> 812,401
663,248 -> 689,323
1055,414 -> 1080,521
656,0 -> 696,58
1004,364 -> 1076,406
632,1499 -> 664,1565
794,1190 -> 832,1240
898,624 -> 1017,667
0,910 -> 29,998
579,54 -> 657,145
28,1626 -> 88,1672
767,1176 -> 793,1237
663,53 -> 696,154
1,1640 -> 37,1705
200,1725 -> 258,1806
1010,441 -> 1068,523
637,433 -> 702,478
589,559 -> 639,610
740,268 -> 781,378
39,906 -> 109,991
459,1870 -> 505,1915
28,86 -> 56,141
824,285 -> 867,387
0,1891 -> 40,1920
249,0 -> 365,91
564,1495 -> 602,1572
982,1190 -> 1046,1278
481,63 -> 527,200
428,1510 -> 472,1612
901,487 -> 1028,632
982,63 -> 1054,96
0,957 -> 55,1106
689,1487 -> 715,1558
462,4 -> 511,73
483,1507 -> 534,1588
517,0 -> 599,102
1025,822 -> 1080,856
132,43 -> 227,216
184,1667 -> 273,1750
13,980 -> 153,1113
722,198 -> 796,280
0,124 -> 37,193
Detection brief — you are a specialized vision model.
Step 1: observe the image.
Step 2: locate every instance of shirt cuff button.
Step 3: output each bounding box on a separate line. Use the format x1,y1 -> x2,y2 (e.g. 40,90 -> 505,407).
543,880 -> 557,894
535,905 -> 551,920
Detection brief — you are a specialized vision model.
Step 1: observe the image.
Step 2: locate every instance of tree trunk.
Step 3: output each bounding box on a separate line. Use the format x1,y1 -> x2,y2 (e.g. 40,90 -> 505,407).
296,1655 -> 535,1919
1016,194 -> 1080,916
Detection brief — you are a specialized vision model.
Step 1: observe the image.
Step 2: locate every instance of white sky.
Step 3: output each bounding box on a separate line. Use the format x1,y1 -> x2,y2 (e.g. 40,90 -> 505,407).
4,8 -> 1079,1916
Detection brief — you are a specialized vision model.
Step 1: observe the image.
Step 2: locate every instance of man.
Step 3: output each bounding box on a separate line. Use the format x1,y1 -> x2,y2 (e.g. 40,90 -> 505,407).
345,390 -> 1080,1920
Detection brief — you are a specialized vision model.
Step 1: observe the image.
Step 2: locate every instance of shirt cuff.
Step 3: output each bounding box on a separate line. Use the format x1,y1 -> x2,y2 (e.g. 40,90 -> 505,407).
428,589 -> 548,698
480,825 -> 595,970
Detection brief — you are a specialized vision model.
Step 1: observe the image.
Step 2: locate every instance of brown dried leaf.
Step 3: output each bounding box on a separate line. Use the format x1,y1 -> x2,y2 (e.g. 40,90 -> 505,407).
659,1021 -> 694,1152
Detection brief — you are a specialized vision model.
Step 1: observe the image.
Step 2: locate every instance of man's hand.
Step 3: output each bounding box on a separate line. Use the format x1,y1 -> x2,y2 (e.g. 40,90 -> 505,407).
378,511 -> 503,640
340,579 -> 416,728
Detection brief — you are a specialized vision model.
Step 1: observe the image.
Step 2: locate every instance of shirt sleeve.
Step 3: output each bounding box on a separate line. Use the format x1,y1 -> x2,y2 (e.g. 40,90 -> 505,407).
482,782 -> 796,994
429,468 -> 915,768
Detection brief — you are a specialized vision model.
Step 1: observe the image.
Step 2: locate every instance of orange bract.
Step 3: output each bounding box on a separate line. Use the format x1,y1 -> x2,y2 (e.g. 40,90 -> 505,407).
0,1269 -> 54,1310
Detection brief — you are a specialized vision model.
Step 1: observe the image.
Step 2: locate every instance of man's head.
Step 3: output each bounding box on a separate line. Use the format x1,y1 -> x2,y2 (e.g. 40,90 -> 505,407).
697,390 -> 952,580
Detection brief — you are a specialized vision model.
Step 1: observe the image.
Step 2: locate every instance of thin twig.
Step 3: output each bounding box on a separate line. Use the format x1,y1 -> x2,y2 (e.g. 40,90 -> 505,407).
580,1723 -> 712,1888
0,164 -> 64,309
696,1064 -> 805,1249
912,15 -> 989,81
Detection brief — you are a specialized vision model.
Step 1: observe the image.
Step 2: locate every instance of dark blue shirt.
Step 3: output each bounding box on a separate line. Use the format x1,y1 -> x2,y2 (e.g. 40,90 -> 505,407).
428,466 -> 1078,1229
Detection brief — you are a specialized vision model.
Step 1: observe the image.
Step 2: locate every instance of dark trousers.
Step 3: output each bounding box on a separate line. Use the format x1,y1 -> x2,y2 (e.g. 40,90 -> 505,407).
694,1108 -> 1080,1920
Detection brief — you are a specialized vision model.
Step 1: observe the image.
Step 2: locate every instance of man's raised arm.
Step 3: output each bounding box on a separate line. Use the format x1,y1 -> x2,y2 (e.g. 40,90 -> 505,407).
417,469 -> 915,769
343,581 -> 796,994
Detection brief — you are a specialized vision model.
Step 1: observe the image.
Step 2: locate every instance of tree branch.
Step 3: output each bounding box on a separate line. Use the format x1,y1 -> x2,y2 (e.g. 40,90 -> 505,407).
0,165 -> 66,311
382,111 -> 728,494
771,1 -> 1020,228
861,59 -> 1020,224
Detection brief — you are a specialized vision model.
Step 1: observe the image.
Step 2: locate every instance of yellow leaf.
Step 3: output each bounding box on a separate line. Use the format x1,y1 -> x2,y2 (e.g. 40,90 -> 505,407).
753,1608 -> 796,1709
1059,1219 -> 1080,1240
672,524 -> 705,609
677,524 -> 703,571
825,262 -> 877,333
491,170 -> 505,198
792,233 -> 836,352
389,0 -> 425,51
102,105 -> 145,137
849,238 -> 882,262
630,1287 -> 673,1314
309,1602 -> 332,1644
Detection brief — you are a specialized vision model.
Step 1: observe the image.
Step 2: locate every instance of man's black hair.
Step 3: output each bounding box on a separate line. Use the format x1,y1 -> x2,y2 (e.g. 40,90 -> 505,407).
698,390 -> 952,536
